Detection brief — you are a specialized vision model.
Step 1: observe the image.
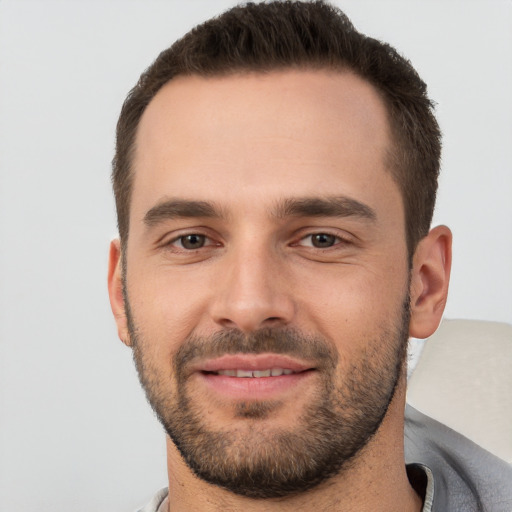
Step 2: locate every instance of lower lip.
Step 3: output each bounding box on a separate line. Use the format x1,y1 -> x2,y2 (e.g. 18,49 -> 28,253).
198,371 -> 315,400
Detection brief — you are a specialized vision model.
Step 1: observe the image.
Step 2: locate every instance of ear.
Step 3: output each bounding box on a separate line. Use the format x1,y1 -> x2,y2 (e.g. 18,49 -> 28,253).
107,239 -> 132,347
409,225 -> 452,339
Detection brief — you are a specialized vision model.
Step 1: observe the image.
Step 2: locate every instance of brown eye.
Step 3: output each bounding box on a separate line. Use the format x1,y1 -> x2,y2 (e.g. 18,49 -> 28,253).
311,233 -> 337,248
179,234 -> 206,249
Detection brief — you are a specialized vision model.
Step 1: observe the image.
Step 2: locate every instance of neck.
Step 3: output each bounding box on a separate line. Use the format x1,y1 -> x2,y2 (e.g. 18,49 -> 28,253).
164,382 -> 422,512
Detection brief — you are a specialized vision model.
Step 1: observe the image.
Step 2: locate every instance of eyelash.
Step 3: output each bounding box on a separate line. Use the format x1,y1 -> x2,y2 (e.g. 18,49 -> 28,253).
166,233 -> 217,251
294,232 -> 352,249
163,230 -> 352,252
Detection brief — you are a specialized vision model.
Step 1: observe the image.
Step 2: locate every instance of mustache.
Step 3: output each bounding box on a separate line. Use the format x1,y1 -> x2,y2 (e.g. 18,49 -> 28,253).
174,327 -> 338,375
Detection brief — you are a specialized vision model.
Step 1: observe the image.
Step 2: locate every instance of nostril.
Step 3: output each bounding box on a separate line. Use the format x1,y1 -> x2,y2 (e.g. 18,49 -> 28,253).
218,318 -> 238,329
262,317 -> 287,327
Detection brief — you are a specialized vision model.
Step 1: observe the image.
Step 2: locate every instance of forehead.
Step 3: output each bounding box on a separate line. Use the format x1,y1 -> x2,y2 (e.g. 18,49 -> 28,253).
131,69 -> 401,226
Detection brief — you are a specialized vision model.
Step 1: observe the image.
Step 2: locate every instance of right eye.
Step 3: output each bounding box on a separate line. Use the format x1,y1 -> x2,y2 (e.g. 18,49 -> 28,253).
171,234 -> 208,250
307,233 -> 338,248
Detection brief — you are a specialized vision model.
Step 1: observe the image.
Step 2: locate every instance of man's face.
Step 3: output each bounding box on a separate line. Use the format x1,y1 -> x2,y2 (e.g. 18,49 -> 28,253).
121,70 -> 411,497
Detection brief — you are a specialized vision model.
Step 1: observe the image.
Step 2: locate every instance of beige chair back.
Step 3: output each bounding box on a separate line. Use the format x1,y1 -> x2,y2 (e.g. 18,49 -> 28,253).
407,319 -> 512,463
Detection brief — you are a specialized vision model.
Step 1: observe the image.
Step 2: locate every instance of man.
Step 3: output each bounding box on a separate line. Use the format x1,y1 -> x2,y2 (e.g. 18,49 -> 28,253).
107,1 -> 512,511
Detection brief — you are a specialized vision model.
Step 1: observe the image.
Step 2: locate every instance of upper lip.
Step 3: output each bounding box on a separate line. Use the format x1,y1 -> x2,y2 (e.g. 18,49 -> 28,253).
194,353 -> 314,373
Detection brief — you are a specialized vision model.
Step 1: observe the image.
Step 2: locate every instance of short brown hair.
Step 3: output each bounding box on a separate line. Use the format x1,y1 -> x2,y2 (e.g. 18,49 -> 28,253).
112,0 -> 441,256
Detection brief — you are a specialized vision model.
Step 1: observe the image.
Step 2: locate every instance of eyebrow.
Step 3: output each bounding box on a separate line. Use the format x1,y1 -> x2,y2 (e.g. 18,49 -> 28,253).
274,196 -> 377,222
144,199 -> 224,227
143,195 -> 377,227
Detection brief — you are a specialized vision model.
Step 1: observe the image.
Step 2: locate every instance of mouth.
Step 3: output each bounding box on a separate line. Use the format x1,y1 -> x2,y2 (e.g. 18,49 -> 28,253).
204,368 -> 296,378
193,354 -> 316,400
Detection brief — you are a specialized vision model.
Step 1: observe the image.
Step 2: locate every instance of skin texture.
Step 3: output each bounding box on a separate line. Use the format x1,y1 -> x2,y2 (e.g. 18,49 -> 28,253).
108,70 -> 452,511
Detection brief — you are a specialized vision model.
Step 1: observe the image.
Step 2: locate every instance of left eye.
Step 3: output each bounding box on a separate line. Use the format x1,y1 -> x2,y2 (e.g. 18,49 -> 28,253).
301,233 -> 339,248
173,234 -> 208,250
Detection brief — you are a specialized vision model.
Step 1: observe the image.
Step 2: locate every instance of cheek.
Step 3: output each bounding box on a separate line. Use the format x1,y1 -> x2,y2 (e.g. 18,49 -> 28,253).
126,266 -> 212,350
296,261 -> 409,351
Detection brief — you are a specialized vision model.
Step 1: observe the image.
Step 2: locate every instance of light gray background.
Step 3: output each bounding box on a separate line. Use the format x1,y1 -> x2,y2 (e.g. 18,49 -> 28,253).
0,1 -> 511,510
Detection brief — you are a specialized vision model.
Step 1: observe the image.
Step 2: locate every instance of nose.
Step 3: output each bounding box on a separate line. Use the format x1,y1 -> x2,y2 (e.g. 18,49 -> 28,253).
209,243 -> 296,333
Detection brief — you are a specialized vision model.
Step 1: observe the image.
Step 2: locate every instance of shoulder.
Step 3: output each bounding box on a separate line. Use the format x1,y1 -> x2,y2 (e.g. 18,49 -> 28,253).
405,404 -> 512,512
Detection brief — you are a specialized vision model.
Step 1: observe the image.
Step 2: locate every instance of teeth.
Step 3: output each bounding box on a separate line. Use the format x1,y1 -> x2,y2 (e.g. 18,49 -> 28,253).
271,368 -> 293,376
217,369 -> 237,377
253,369 -> 271,377
216,368 -> 294,377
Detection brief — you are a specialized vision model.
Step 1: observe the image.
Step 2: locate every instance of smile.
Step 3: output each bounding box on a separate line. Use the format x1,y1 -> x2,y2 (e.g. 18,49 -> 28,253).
195,355 -> 315,400
207,368 -> 296,377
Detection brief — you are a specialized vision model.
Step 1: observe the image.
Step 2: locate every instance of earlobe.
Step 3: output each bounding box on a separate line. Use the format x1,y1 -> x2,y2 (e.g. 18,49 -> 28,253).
409,225 -> 452,339
107,239 -> 131,347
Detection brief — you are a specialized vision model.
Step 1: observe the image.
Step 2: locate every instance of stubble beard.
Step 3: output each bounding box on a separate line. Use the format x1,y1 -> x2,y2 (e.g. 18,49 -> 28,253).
126,294 -> 410,499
